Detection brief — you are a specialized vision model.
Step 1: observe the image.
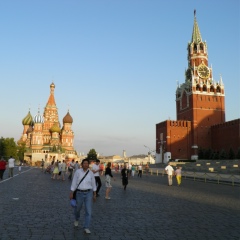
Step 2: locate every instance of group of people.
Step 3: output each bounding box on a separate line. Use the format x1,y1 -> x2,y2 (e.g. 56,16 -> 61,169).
69,159 -> 135,234
0,156 -> 16,180
165,162 -> 182,186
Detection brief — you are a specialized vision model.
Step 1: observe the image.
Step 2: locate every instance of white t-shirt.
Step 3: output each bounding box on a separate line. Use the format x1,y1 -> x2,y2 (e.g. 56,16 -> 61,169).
8,158 -> 15,168
165,165 -> 174,175
92,164 -> 100,177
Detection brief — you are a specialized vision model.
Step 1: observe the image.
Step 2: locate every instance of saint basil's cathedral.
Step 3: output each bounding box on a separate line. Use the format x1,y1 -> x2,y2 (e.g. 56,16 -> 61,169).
18,82 -> 76,164
156,11 -> 240,162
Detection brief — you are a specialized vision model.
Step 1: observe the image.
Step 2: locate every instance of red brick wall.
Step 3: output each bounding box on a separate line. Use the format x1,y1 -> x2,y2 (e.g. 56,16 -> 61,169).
211,119 -> 240,154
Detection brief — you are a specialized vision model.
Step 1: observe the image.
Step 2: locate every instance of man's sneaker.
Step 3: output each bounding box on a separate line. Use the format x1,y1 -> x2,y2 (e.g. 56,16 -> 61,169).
74,221 -> 78,227
84,228 -> 91,234
105,197 -> 111,200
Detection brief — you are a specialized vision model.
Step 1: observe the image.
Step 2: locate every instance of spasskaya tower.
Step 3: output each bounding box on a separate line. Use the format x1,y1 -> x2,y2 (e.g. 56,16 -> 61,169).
175,10 -> 225,159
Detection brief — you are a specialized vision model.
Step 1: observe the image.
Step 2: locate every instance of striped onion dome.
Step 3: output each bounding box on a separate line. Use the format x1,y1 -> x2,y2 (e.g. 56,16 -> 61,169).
34,110 -> 44,123
63,111 -> 73,124
22,111 -> 33,125
50,124 -> 61,133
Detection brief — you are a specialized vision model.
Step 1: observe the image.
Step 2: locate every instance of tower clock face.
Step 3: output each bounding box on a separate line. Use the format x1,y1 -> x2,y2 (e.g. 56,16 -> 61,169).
197,65 -> 210,79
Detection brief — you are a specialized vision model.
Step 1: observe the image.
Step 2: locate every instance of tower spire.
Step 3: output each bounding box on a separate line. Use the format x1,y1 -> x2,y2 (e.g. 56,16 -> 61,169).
191,9 -> 202,44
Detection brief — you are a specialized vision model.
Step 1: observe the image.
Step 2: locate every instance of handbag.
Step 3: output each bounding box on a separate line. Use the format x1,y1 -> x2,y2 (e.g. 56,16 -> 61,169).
73,170 -> 89,200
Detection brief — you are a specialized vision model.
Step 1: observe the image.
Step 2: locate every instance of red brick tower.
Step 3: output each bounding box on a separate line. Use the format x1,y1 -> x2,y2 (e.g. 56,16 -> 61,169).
176,11 -> 225,159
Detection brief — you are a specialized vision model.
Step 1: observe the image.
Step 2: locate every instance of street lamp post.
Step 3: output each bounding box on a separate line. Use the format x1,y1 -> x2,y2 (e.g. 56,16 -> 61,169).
158,141 -> 166,163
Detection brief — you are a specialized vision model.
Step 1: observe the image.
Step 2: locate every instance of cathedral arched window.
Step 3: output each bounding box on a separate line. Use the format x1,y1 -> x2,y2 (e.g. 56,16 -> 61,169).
202,85 -> 207,92
196,84 -> 200,91
200,43 -> 204,51
216,86 -> 221,93
210,86 -> 214,92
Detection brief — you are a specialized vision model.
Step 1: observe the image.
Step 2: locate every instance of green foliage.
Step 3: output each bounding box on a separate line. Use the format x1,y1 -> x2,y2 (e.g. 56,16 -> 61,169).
228,148 -> 235,160
17,142 -> 27,161
219,149 -> 227,160
0,137 -> 18,159
236,148 -> 240,159
204,148 -> 213,160
87,149 -> 97,160
198,148 -> 204,159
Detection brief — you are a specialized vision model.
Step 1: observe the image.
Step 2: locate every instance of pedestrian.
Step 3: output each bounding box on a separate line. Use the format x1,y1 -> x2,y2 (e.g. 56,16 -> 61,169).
50,160 -> 55,178
8,156 -> 15,178
52,162 -> 59,179
131,165 -> 136,177
128,163 -> 132,178
68,159 -> 75,180
0,157 -> 7,180
61,160 -> 67,181
105,162 -> 115,199
165,162 -> 175,186
137,164 -> 142,178
18,162 -> 22,173
69,159 -> 97,234
145,163 -> 149,176
121,164 -> 129,190
175,166 -> 182,186
92,159 -> 102,197
58,160 -> 62,179
41,159 -> 45,172
75,161 -> 80,170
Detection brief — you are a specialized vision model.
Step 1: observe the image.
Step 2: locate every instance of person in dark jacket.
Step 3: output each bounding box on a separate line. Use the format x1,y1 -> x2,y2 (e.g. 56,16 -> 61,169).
105,162 -> 115,199
121,164 -> 130,190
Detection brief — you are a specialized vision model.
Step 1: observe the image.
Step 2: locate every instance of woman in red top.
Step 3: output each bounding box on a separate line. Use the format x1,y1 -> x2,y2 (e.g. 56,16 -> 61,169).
0,157 -> 7,180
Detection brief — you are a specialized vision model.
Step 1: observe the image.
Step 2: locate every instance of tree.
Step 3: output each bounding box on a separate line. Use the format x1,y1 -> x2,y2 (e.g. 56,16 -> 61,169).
87,149 -> 97,160
0,137 -> 18,159
228,148 -> 235,160
204,148 -> 213,160
198,148 -> 204,159
17,142 -> 27,161
219,149 -> 227,160
236,148 -> 240,160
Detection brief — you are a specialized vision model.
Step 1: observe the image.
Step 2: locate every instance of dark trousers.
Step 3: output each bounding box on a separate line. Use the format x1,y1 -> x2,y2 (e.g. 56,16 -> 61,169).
95,176 -> 102,194
68,169 -> 73,180
138,170 -> 142,178
0,169 -> 5,179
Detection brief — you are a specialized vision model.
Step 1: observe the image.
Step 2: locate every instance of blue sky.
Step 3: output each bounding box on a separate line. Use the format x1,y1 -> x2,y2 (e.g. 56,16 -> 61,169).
0,0 -> 239,156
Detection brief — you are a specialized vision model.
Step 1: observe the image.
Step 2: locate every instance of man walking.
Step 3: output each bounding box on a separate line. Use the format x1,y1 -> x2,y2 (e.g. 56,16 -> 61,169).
68,159 -> 75,180
165,162 -> 174,186
121,164 -> 129,190
92,159 -> 102,197
70,159 -> 96,234
8,156 -> 15,178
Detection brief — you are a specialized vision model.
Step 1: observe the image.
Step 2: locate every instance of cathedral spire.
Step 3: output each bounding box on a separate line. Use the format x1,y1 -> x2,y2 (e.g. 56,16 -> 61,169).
47,82 -> 56,106
191,10 -> 202,44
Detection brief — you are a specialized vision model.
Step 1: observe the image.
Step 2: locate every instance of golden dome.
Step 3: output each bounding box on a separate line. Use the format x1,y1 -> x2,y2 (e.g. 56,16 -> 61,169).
50,124 -> 61,133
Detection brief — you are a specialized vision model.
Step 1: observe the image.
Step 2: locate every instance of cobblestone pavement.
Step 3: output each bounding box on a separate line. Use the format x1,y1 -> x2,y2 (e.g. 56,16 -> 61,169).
0,167 -> 239,240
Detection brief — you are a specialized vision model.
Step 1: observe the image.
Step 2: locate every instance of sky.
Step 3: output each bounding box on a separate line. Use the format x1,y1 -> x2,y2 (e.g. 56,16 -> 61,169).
0,0 -> 239,157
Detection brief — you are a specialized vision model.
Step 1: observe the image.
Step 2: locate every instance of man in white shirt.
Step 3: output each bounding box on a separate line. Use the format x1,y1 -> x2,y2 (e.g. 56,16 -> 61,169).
68,159 -> 75,180
165,162 -> 174,186
91,159 -> 102,197
8,156 -> 15,178
70,159 -> 97,234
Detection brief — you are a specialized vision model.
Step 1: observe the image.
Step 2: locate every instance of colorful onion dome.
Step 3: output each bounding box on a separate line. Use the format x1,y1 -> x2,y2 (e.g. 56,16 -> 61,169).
26,125 -> 33,134
63,111 -> 73,124
34,110 -> 44,123
22,111 -> 33,125
50,124 -> 61,133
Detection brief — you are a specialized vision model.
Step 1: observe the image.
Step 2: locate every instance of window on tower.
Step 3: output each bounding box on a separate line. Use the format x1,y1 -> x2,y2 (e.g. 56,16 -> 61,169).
203,85 -> 207,92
